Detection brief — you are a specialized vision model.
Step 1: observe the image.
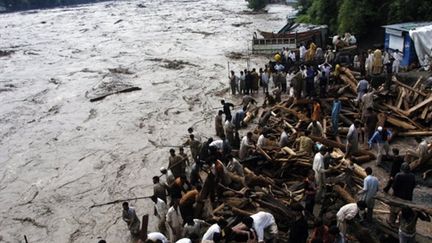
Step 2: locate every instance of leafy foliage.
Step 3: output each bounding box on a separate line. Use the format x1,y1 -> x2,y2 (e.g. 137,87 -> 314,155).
297,0 -> 432,36
247,0 -> 268,11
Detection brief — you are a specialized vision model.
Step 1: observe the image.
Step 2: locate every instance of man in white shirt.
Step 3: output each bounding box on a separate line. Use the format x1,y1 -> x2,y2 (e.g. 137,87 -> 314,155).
392,49 -> 403,73
183,217 -> 210,240
147,232 -> 169,243
201,220 -> 228,241
289,50 -> 296,62
257,133 -> 268,148
336,201 -> 367,236
299,43 -> 307,62
307,120 -> 324,137
279,127 -> 290,147
166,200 -> 183,242
239,132 -> 255,160
346,120 -> 361,159
151,195 -> 168,235
236,211 -> 278,243
313,146 -> 330,202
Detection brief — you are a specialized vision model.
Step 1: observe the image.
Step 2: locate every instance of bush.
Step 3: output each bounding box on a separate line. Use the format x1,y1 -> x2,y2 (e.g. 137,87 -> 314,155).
248,0 -> 268,11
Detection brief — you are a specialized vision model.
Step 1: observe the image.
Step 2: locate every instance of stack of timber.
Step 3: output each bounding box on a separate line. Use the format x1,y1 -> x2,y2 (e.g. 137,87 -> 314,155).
204,84 -> 432,242
335,69 -> 432,137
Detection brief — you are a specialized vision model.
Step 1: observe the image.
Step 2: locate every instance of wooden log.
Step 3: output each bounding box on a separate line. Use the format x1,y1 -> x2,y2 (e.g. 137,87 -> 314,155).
386,115 -> 417,130
403,95 -> 432,116
257,146 -> 272,161
334,185 -> 356,203
339,74 -> 357,93
351,155 -> 373,164
392,77 -> 427,97
353,163 -> 367,178
213,203 -> 225,214
375,194 -> 432,215
283,120 -> 297,134
231,206 -> 254,217
420,104 -> 429,120
396,131 -> 432,137
282,146 -> 297,156
309,135 -> 376,159
381,104 -> 424,129
138,214 -> 149,241
89,86 -> 142,102
396,87 -> 406,109
340,67 -> 358,84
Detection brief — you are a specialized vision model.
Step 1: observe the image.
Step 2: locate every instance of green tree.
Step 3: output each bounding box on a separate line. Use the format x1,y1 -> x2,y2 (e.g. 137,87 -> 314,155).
297,0 -> 432,37
248,0 -> 268,11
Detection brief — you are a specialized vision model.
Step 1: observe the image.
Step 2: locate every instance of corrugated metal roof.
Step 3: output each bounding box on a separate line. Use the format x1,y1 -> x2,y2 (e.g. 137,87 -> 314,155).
382,22 -> 432,32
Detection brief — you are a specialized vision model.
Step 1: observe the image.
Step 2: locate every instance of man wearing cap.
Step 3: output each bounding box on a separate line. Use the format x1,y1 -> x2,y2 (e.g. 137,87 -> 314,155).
388,162 -> 416,227
368,126 -> 392,165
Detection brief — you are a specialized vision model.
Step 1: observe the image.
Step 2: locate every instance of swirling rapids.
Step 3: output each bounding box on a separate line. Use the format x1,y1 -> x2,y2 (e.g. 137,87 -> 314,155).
0,1 -> 292,242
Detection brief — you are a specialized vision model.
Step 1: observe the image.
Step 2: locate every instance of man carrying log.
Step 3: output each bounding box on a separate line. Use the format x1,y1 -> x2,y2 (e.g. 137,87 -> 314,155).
405,137 -> 432,171
358,167 -> 379,222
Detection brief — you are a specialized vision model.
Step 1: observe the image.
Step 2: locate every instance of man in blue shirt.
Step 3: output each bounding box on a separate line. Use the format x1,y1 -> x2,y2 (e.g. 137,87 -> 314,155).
356,77 -> 369,102
368,126 -> 391,165
331,96 -> 341,137
358,167 -> 379,222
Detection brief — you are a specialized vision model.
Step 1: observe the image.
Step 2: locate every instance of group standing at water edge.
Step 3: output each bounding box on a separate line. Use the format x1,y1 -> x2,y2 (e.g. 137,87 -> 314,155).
98,41 -> 432,243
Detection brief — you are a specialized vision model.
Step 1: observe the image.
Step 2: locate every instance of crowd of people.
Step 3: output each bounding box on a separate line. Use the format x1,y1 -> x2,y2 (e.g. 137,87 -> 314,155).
95,42 -> 432,243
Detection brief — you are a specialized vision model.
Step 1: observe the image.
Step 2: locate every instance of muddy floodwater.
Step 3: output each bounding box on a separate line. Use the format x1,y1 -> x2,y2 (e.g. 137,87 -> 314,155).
0,1 -> 292,242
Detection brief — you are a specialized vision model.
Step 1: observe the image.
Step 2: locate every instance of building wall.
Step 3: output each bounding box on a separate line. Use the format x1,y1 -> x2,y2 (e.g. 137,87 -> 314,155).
384,30 -> 415,67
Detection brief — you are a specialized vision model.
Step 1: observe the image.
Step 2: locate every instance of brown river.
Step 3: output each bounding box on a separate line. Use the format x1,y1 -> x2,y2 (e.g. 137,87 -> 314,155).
0,1 -> 292,242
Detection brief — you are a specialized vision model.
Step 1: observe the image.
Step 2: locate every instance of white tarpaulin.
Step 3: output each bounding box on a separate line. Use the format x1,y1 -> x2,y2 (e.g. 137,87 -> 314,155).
409,25 -> 432,66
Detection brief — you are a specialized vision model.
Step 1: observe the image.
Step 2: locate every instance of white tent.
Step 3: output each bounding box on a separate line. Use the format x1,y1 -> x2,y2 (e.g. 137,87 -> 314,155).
409,25 -> 432,66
